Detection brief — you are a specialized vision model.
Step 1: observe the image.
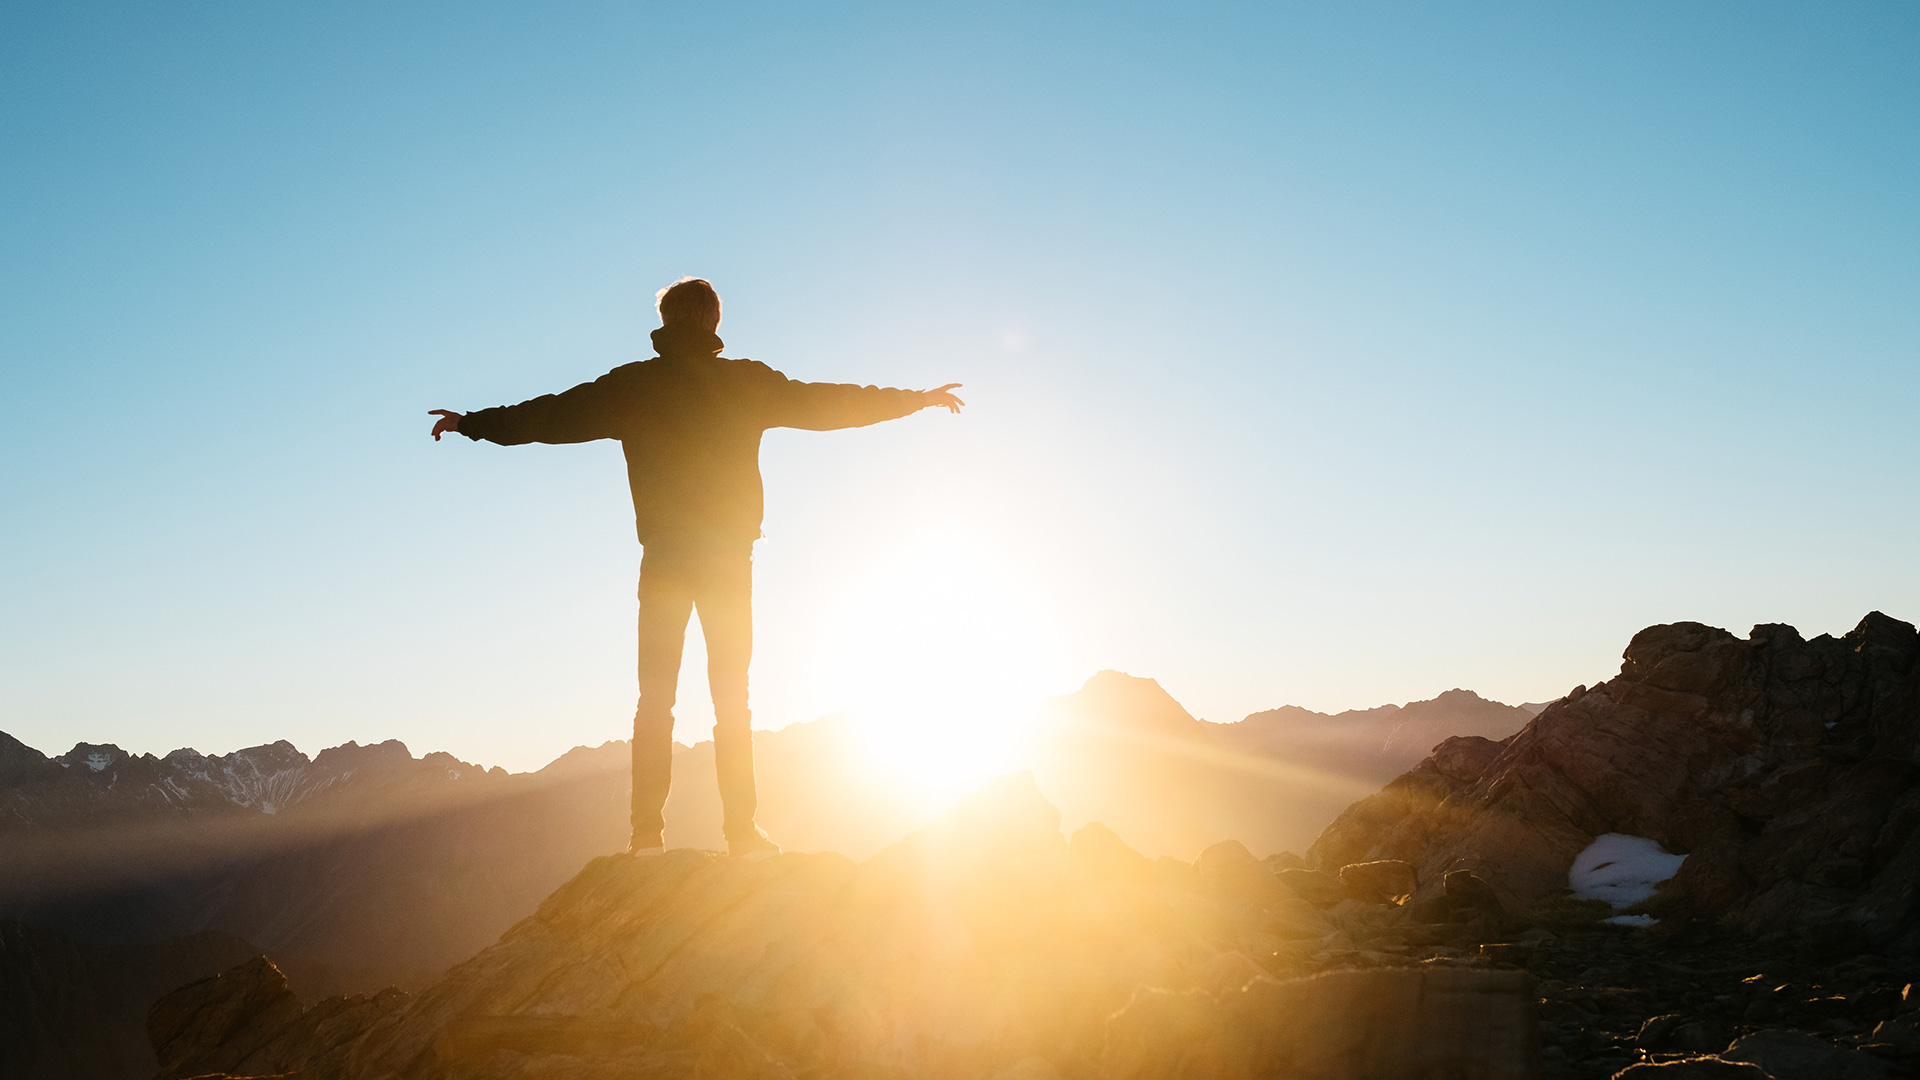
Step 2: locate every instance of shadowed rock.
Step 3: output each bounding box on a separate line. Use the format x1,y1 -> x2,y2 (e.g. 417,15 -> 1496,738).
147,955 -> 405,1080
1306,613 -> 1920,945
1338,859 -> 1415,904
1719,1028 -> 1895,1080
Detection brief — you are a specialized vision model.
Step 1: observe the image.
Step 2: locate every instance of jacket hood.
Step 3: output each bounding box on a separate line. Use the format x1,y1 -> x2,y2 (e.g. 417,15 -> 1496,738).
651,325 -> 724,359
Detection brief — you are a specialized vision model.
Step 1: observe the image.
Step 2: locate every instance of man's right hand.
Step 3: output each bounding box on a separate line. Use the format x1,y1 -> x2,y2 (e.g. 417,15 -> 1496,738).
429,410 -> 463,441
923,384 -> 965,414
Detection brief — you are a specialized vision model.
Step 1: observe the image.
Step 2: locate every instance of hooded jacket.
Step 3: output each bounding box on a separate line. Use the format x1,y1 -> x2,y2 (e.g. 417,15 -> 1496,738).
459,327 -> 925,548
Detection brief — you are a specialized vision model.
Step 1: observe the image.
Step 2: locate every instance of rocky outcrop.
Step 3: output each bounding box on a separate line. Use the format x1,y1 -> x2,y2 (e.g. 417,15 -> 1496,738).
144,773 -> 1555,1080
1307,613 -> 1920,946
147,956 -> 403,1080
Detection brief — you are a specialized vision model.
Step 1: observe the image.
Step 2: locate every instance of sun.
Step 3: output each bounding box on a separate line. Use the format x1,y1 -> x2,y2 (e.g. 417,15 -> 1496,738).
811,526 -> 1070,807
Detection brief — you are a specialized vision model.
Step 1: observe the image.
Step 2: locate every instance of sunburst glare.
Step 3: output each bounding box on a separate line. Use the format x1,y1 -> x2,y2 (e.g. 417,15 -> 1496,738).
812,526 -> 1071,807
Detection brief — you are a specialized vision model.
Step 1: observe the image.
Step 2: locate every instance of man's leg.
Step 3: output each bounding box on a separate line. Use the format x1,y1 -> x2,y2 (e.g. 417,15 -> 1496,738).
694,546 -> 762,848
632,546 -> 695,851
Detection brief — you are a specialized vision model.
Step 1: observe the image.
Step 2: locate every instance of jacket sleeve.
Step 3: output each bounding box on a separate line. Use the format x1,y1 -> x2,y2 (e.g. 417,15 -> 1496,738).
760,366 -> 925,431
459,369 -> 632,446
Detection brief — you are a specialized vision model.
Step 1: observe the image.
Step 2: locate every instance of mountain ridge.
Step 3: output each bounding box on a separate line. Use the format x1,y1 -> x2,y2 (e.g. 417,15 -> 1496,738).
0,675 -> 1534,1021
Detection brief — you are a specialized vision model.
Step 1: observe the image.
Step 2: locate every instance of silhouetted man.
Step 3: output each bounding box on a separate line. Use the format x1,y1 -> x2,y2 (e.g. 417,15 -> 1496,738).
431,278 -> 961,856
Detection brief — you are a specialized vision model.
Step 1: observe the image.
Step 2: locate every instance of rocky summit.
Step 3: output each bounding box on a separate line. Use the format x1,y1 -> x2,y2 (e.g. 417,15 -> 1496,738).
142,613 -> 1920,1080
144,773 -> 1541,1080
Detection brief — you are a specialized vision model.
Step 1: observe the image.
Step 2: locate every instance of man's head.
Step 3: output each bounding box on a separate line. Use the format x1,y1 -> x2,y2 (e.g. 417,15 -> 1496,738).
656,277 -> 722,332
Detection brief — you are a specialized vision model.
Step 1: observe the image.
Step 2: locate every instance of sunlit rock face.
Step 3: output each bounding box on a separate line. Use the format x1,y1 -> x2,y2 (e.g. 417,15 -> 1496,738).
142,774 -> 1539,1080
1306,612 -> 1920,946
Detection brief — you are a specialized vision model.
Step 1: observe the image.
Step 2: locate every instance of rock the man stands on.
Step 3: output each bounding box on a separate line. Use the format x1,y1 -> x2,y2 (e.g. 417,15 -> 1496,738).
431,278 -> 962,856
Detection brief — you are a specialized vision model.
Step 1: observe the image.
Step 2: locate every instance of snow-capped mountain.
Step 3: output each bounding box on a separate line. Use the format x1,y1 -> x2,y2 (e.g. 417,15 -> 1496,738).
0,731 -> 502,829
0,729 -> 627,1004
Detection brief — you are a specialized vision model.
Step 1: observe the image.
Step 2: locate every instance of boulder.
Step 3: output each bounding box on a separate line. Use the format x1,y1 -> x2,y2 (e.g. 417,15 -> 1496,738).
1721,1028 -> 1896,1080
1274,868 -> 1345,907
1103,967 -> 1538,1079
1339,859 -> 1416,904
1869,1013 -> 1920,1056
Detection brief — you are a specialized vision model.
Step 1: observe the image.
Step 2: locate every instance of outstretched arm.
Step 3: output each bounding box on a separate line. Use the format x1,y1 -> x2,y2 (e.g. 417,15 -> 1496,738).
430,369 -> 631,446
767,372 -> 965,431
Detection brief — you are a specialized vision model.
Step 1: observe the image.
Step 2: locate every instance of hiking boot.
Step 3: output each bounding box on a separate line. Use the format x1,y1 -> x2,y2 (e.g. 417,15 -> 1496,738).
727,827 -> 780,860
628,834 -> 665,856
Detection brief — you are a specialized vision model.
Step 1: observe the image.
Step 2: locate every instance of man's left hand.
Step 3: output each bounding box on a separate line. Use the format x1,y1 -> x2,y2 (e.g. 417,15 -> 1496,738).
923,384 -> 964,414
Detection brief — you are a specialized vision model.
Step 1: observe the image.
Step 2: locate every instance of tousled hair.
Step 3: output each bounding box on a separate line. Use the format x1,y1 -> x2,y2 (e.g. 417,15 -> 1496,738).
655,277 -> 721,330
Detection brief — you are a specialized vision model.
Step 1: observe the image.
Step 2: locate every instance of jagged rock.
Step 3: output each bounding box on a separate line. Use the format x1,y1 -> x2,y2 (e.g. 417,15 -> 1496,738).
147,955 -> 406,1080
1636,1013 -> 1685,1048
148,956 -> 303,1079
1407,868 -> 1506,928
1305,613 -> 1920,946
1102,967 -> 1538,1079
1339,859 -> 1416,904
1720,1028 -> 1896,1079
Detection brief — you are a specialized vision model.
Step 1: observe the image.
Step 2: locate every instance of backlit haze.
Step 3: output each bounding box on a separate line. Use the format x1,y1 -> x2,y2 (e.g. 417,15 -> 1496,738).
3,3 -> 1917,786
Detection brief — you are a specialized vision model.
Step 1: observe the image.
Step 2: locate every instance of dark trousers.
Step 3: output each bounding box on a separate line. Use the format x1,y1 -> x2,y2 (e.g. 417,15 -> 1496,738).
630,540 -> 757,847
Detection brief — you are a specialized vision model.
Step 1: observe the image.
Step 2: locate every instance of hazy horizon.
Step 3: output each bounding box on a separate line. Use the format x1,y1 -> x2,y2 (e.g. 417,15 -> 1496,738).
4,667 -> 1543,771
4,4 -> 1916,776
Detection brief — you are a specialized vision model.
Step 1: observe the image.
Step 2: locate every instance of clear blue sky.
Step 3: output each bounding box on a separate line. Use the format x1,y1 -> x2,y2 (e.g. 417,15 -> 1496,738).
4,2 -> 1916,772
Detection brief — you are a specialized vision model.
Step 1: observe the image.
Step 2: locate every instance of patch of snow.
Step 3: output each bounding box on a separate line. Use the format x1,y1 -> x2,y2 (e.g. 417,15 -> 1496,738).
1570,833 -> 1687,910
85,752 -> 110,772
1825,722 -> 1837,729
1604,914 -> 1659,928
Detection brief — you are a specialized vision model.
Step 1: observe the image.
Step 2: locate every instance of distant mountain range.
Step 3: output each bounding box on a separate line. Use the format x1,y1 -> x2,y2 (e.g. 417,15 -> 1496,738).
0,674 -> 1536,1079
0,733 -> 628,997
1026,674 -> 1537,862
